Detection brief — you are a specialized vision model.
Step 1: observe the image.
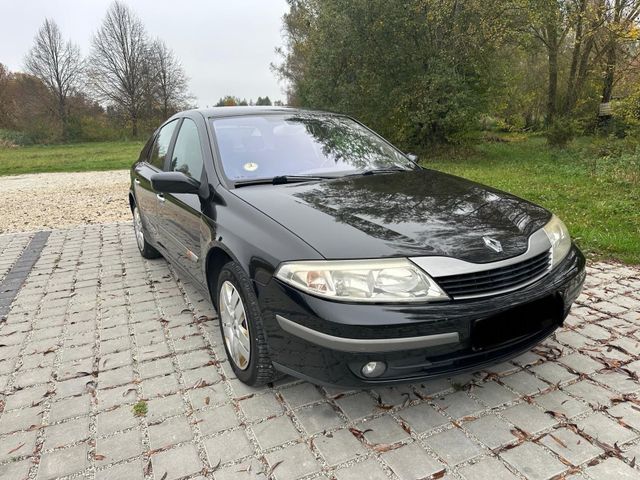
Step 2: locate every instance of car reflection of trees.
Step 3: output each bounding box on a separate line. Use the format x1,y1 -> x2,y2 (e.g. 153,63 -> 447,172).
286,114 -> 409,170
293,171 -> 548,258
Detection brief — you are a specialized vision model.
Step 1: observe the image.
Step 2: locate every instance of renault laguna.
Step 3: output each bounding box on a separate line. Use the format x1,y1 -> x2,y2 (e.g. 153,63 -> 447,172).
129,107 -> 586,387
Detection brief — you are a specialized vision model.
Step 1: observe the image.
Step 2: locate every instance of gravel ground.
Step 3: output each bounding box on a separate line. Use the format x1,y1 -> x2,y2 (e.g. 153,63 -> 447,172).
0,170 -> 130,233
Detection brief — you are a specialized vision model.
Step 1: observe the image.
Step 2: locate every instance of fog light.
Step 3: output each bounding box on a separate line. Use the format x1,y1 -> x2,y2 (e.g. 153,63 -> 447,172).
361,361 -> 386,378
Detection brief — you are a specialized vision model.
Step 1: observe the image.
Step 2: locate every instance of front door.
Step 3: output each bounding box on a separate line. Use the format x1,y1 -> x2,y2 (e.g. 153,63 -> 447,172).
133,119 -> 179,242
156,117 -> 206,283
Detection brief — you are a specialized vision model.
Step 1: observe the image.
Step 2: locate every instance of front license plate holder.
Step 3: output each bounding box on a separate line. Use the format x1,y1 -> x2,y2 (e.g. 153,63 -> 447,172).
471,295 -> 562,351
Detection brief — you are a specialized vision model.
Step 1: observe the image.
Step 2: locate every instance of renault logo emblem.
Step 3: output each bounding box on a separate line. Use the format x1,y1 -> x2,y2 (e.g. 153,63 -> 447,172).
482,236 -> 503,253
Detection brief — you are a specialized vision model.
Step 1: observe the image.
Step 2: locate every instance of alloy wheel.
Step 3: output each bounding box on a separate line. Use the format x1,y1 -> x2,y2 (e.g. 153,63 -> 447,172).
133,207 -> 145,252
219,280 -> 251,370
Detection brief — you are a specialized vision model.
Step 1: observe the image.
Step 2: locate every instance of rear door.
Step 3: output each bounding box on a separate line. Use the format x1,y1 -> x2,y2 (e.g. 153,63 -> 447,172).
156,117 -> 207,283
133,119 -> 179,239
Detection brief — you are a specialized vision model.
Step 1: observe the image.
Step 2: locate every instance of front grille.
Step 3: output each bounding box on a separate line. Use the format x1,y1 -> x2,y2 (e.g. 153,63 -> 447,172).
435,250 -> 552,299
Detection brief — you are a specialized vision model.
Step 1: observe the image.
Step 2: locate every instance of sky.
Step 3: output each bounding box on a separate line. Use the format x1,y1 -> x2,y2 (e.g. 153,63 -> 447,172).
0,0 -> 290,107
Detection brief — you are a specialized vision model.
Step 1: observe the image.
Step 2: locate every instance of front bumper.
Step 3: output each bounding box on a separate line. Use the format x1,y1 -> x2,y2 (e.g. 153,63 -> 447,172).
257,245 -> 586,387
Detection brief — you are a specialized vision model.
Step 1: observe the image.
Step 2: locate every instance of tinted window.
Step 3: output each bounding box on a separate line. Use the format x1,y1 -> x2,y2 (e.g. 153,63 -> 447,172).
211,114 -> 413,180
170,118 -> 204,180
148,120 -> 178,169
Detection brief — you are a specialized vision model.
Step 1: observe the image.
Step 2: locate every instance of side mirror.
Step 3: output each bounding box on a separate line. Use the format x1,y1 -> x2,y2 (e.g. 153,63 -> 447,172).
406,153 -> 419,163
151,171 -> 200,195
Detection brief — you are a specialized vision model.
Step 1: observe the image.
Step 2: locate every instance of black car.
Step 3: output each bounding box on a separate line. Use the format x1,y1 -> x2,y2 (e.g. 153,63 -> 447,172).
129,106 -> 586,387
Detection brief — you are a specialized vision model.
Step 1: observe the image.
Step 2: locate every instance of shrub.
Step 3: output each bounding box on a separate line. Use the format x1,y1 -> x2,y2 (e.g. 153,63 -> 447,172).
546,117 -> 575,148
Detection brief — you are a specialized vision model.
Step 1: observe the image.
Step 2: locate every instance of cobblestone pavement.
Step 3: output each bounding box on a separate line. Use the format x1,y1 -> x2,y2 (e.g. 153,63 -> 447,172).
0,223 -> 639,480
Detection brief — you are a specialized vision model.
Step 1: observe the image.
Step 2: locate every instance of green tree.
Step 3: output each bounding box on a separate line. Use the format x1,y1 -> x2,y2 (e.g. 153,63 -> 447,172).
274,0 -> 513,147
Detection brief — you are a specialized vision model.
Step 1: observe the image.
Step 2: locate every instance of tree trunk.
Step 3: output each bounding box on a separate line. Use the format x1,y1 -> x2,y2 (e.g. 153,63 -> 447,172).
601,41 -> 617,104
564,0 -> 587,114
58,96 -> 69,141
547,40 -> 559,123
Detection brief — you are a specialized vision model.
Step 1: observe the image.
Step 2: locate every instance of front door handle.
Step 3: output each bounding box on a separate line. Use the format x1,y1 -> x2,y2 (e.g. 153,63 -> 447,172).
157,193 -> 165,203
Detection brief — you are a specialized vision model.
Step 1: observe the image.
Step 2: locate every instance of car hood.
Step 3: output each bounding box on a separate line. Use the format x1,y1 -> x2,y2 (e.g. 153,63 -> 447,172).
231,169 -> 551,263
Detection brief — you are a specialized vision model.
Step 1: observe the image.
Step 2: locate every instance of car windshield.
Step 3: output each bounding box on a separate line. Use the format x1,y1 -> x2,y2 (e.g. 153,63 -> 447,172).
211,113 -> 414,181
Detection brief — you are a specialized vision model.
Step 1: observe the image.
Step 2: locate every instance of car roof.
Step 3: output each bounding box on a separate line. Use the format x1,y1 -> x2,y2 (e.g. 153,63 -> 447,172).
183,106 -> 336,119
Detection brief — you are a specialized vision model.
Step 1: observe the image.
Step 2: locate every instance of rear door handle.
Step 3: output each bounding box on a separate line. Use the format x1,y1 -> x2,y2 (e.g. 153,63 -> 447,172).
134,178 -> 140,185
157,193 -> 165,202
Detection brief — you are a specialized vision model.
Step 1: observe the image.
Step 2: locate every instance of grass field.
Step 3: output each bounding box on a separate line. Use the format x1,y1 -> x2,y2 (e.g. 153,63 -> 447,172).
0,141 -> 144,176
0,136 -> 638,264
424,135 -> 640,264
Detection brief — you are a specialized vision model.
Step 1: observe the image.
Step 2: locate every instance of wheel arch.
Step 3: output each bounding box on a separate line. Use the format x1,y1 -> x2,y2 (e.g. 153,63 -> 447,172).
204,245 -> 235,309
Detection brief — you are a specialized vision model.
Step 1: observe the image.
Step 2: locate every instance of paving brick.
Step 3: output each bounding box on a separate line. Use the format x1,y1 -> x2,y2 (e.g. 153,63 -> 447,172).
381,442 -> 445,480
148,416 -> 193,449
204,428 -> 253,465
265,442 -> 320,480
500,371 -> 550,395
565,380 -> 615,407
0,430 -> 38,462
501,404 -> 557,434
459,457 -> 517,480
501,442 -> 567,480
578,412 -> 638,445
334,459 -> 388,480
465,414 -> 516,449
534,390 -> 590,419
585,457 -> 639,479
188,385 -> 228,410
280,382 -> 324,408
360,415 -> 410,445
95,459 -> 144,480
334,392 -> 378,420
530,362 -> 578,385
296,403 -> 344,435
251,414 -> 300,450
195,404 -> 238,435
151,444 -> 203,480
96,429 -> 144,464
396,402 -> 448,434
0,458 -> 33,480
471,381 -> 518,408
182,364 -> 221,386
36,443 -> 89,480
142,373 -> 180,398
96,405 -> 138,436
145,394 -> 185,422
540,428 -> 602,465
239,393 -> 283,422
315,428 -> 367,466
43,416 -> 90,450
0,407 -> 42,435
425,428 -> 484,465
434,391 -> 484,419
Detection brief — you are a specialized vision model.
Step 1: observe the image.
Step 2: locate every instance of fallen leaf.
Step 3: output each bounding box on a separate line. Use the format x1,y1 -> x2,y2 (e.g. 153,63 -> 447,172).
94,454 -> 106,461
7,442 -> 25,454
549,433 -> 567,449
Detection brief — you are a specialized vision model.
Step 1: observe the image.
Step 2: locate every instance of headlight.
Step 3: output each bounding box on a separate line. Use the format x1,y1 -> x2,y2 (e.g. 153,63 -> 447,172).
274,258 -> 449,303
543,214 -> 571,267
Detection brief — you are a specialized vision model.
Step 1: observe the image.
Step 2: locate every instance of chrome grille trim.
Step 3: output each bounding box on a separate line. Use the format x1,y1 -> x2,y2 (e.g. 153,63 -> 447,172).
410,228 -> 553,299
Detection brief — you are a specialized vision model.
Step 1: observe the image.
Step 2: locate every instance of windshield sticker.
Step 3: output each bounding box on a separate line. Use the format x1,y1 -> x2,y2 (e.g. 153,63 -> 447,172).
243,162 -> 259,172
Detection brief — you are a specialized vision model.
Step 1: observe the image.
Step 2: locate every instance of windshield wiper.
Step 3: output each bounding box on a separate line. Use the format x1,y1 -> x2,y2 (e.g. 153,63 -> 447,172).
234,175 -> 333,188
349,167 -> 412,177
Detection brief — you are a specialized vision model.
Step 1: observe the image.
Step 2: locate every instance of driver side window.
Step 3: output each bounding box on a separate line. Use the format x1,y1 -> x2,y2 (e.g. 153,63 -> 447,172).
171,118 -> 204,180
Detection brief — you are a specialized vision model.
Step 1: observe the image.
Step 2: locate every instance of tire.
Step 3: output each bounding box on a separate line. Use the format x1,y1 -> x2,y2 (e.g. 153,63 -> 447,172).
216,261 -> 277,386
132,204 -> 161,259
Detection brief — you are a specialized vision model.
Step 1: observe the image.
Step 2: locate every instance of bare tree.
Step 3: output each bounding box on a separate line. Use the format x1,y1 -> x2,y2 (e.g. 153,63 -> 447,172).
88,1 -> 149,136
150,39 -> 190,119
24,19 -> 83,140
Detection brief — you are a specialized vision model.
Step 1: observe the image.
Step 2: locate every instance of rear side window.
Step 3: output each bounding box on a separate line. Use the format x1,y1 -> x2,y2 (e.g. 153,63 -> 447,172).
148,120 -> 178,169
170,118 -> 204,180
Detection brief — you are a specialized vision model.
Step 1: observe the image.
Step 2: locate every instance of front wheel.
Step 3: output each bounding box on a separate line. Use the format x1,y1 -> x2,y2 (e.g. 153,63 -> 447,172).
132,205 -> 161,259
216,261 -> 277,386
